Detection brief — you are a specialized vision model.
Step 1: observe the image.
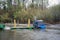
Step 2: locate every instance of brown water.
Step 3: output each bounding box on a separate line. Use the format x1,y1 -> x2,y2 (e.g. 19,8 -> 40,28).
0,29 -> 60,40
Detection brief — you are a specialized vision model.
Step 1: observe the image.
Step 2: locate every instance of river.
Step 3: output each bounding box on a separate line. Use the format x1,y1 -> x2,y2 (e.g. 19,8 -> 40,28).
0,29 -> 60,40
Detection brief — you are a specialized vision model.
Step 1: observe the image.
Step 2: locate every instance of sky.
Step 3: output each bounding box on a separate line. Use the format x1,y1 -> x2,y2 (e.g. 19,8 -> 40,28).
24,0 -> 60,7
48,0 -> 60,7
0,0 -> 60,7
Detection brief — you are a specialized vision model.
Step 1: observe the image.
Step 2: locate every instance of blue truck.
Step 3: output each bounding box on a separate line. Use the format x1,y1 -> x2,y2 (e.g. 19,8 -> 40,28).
33,20 -> 46,29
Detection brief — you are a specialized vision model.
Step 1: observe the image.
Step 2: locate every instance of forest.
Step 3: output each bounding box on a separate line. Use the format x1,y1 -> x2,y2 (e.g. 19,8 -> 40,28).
0,0 -> 60,24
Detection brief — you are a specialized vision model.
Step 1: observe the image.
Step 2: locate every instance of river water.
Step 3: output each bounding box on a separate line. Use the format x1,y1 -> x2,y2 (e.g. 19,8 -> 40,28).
0,29 -> 60,40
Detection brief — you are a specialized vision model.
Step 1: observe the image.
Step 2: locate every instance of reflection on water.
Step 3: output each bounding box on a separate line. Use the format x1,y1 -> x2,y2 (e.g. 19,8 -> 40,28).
0,30 -> 15,40
0,29 -> 60,40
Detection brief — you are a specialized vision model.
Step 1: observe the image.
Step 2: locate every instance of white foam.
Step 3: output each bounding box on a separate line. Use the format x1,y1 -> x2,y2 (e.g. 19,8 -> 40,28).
4,27 -> 11,30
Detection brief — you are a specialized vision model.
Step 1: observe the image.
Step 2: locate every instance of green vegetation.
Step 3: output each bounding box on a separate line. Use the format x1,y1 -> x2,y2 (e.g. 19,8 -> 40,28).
0,0 -> 60,24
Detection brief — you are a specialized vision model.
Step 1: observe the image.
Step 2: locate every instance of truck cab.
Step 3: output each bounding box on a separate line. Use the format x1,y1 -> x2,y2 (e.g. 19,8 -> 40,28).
33,20 -> 46,29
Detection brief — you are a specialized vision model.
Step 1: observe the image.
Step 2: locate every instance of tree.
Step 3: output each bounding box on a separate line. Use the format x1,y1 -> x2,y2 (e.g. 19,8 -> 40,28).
49,4 -> 60,23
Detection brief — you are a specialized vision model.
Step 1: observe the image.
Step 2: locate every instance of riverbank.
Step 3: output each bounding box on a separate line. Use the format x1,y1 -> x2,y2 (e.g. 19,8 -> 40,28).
4,23 -> 60,30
